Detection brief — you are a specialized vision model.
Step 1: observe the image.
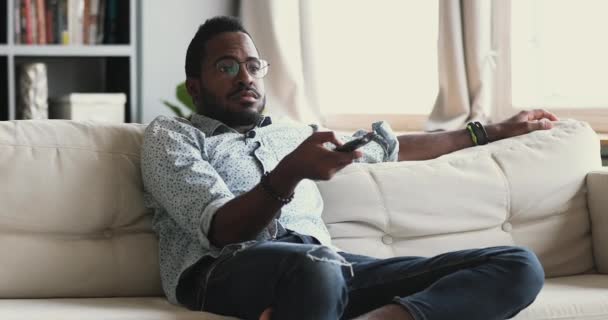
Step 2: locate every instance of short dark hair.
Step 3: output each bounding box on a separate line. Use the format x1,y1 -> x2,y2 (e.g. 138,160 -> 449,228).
185,16 -> 252,78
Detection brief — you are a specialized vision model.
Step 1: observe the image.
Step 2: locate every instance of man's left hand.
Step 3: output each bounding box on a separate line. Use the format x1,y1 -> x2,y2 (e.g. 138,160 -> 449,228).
487,109 -> 560,142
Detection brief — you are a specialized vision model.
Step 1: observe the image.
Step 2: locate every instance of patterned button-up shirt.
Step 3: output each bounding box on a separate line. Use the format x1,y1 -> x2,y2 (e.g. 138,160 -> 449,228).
141,113 -> 399,305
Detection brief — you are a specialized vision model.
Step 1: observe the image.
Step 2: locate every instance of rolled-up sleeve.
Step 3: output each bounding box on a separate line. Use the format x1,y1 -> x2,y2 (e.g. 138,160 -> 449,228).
352,121 -> 399,163
311,121 -> 399,163
141,116 -> 234,245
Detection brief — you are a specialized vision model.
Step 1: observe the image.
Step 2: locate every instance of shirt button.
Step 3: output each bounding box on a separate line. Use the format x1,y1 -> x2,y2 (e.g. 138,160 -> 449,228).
382,234 -> 394,245
502,222 -> 513,232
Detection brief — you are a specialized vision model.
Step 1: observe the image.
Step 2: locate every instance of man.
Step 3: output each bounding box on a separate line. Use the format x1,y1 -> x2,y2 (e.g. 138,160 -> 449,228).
142,16 -> 557,320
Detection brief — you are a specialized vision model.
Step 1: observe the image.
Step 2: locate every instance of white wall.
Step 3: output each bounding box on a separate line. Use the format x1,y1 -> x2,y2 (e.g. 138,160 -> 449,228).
140,0 -> 237,123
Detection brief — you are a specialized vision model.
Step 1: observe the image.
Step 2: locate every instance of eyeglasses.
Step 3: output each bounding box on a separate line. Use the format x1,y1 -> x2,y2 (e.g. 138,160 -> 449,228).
215,58 -> 270,79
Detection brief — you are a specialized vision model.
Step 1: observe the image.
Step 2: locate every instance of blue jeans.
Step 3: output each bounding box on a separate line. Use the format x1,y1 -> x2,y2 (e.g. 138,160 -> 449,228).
177,230 -> 544,320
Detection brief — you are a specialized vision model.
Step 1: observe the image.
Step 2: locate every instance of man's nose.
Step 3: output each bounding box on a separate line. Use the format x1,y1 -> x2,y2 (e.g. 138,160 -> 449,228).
235,65 -> 255,86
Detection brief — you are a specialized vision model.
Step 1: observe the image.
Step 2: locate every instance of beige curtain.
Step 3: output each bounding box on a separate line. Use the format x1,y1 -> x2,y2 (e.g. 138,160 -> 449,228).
240,0 -> 321,124
425,0 -> 495,131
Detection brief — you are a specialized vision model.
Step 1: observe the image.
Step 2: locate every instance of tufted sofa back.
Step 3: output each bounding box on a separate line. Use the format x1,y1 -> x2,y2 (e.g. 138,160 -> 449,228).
319,120 -> 601,278
0,120 -> 161,298
0,119 -> 601,298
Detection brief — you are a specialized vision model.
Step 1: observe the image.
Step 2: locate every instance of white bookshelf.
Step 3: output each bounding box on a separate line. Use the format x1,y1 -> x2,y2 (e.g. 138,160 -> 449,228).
0,0 -> 140,122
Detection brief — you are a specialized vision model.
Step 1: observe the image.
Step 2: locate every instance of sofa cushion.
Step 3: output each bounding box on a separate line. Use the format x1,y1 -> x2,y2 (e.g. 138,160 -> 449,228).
514,274 -> 608,319
317,120 -> 602,277
0,120 -> 161,298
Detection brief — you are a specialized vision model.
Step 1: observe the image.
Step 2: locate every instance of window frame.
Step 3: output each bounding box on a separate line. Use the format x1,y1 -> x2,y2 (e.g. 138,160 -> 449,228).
322,113 -> 428,132
492,0 -> 608,133
311,0 -> 438,133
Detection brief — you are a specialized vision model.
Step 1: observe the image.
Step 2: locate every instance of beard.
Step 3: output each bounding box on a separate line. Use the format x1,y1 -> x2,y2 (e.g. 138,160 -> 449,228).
198,85 -> 266,127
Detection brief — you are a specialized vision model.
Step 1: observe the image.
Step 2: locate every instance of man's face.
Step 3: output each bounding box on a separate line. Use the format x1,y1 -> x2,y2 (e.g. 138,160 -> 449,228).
188,32 -> 266,128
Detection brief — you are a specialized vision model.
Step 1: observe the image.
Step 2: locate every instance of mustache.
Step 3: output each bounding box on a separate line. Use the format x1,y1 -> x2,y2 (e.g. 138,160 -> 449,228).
228,86 -> 260,99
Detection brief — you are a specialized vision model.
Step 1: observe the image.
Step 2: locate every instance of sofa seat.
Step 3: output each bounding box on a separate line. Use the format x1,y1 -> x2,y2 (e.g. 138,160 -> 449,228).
516,274 -> 608,320
0,297 -> 237,320
0,275 -> 606,320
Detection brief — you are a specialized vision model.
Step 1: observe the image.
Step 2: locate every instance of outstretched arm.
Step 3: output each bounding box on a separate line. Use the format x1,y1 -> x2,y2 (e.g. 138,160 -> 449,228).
397,109 -> 559,161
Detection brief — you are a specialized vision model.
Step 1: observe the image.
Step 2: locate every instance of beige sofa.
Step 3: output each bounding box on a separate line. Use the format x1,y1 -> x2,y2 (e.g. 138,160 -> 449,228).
0,119 -> 606,320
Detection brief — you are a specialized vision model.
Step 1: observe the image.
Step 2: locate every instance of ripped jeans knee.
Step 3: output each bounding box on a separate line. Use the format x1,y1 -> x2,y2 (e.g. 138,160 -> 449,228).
306,245 -> 354,277
280,245 -> 350,312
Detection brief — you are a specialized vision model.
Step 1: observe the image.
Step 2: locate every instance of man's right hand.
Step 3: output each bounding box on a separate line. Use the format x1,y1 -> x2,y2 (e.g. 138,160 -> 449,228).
275,131 -> 363,183
209,132 -> 362,247
259,307 -> 273,320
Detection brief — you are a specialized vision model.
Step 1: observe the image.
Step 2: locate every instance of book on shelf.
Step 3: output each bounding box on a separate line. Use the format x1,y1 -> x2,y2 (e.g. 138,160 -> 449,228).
103,0 -> 116,44
58,0 -> 68,44
82,0 -> 90,44
14,0 -> 21,44
14,0 -> 121,45
49,93 -> 126,123
45,0 -> 54,43
36,0 -> 46,44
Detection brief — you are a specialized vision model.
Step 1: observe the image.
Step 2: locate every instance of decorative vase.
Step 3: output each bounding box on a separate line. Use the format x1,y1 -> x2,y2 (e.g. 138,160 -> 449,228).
17,63 -> 49,120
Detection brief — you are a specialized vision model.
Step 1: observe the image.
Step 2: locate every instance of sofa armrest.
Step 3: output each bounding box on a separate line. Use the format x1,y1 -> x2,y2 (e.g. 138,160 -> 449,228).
588,168 -> 608,273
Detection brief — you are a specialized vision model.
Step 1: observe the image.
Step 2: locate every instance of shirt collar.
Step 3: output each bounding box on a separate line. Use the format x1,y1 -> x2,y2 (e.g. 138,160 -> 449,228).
190,113 -> 272,136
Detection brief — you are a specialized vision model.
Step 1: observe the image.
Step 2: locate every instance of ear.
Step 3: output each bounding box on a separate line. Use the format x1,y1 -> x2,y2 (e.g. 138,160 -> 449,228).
185,78 -> 201,98
185,78 -> 202,112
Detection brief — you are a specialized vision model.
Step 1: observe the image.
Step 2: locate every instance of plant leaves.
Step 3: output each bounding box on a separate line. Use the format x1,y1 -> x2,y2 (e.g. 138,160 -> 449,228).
176,82 -> 196,112
162,100 -> 186,118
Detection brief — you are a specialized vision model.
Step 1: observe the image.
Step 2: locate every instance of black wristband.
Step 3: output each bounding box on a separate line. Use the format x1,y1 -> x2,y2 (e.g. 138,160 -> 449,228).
467,121 -> 489,145
473,121 -> 489,145
260,171 -> 294,205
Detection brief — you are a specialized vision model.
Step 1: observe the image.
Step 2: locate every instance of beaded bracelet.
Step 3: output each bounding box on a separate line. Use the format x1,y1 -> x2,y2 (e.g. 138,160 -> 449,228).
260,171 -> 294,205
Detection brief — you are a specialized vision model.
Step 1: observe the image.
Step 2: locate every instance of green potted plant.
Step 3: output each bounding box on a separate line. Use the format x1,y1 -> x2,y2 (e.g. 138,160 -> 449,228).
162,82 -> 196,118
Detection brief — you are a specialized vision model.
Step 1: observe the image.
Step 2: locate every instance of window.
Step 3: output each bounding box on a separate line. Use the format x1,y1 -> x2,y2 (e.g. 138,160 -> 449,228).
507,0 -> 608,131
309,0 -> 438,130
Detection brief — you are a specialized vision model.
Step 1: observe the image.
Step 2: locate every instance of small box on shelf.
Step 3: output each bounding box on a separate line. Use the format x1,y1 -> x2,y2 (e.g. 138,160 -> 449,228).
49,92 -> 125,123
